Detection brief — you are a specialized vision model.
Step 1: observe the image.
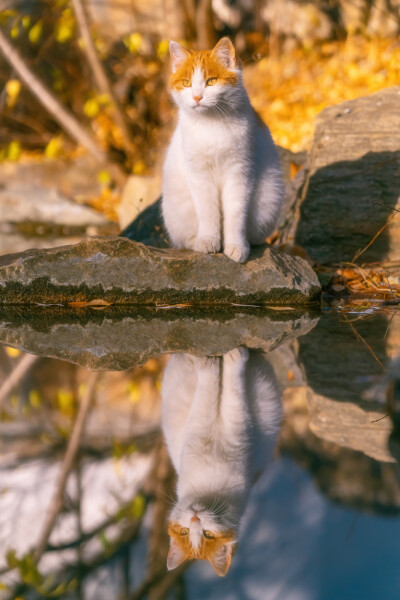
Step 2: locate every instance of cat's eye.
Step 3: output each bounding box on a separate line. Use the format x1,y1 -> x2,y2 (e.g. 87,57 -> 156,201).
182,79 -> 191,87
203,530 -> 215,539
206,78 -> 217,86
180,528 -> 189,535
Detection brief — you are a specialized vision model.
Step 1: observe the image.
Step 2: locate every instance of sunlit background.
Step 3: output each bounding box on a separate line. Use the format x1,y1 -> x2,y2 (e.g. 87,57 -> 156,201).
1,2 -> 400,599
1,0 -> 400,220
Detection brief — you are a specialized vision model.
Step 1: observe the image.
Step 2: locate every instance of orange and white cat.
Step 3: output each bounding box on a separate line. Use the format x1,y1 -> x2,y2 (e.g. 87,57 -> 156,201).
161,348 -> 282,576
162,37 -> 283,263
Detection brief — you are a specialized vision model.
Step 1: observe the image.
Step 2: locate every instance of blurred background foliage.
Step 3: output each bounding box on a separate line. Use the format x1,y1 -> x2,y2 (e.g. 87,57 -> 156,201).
1,0 -> 400,217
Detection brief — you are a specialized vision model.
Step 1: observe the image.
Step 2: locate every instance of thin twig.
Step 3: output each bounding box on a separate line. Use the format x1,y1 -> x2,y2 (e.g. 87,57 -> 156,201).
384,309 -> 396,340
352,211 -> 398,262
373,200 -> 400,214
71,0 -> 135,155
343,314 -> 386,372
33,372 -> 99,563
370,413 -> 390,423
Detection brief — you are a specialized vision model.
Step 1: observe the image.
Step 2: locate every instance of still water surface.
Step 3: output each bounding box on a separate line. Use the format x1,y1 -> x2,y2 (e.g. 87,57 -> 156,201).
0,304 -> 399,600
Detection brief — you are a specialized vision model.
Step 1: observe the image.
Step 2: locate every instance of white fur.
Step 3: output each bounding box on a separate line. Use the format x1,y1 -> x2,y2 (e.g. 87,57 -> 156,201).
162,46 -> 284,263
161,348 -> 282,548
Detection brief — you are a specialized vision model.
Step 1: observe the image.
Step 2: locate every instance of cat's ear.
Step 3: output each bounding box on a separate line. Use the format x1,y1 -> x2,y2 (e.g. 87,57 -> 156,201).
211,37 -> 236,69
167,538 -> 187,571
209,543 -> 235,577
169,41 -> 191,73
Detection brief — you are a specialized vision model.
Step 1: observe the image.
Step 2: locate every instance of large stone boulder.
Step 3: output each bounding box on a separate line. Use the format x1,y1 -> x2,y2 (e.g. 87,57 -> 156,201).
281,87 -> 400,264
0,236 -> 321,306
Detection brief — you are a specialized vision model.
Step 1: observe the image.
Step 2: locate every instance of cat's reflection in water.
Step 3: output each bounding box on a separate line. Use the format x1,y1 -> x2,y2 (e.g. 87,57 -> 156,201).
162,347 -> 282,576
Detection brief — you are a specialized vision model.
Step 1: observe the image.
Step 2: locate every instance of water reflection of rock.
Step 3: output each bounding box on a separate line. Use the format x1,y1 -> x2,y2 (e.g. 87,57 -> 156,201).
0,307 -> 319,370
297,310 -> 398,463
270,309 -> 400,514
162,349 -> 281,576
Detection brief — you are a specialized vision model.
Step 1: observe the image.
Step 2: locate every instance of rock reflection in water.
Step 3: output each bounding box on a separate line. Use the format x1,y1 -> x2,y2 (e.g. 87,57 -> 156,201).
162,348 -> 281,576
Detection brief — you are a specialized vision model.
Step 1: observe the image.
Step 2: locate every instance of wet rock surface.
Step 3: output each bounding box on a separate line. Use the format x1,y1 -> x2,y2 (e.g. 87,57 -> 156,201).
0,236 -> 321,306
0,306 -> 319,370
281,86 -> 400,264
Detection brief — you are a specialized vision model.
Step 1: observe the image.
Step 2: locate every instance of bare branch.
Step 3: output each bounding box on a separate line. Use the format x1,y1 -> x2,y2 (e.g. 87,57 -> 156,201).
196,0 -> 215,49
0,30 -> 127,186
71,0 -> 135,155
179,0 -> 196,38
33,372 -> 99,563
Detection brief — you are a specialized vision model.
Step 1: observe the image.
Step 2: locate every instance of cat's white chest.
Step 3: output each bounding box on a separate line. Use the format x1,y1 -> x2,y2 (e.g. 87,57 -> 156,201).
179,115 -> 246,167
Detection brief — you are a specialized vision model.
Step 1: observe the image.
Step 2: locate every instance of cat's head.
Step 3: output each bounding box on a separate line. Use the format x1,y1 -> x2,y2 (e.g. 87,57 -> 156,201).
168,37 -> 242,113
167,500 -> 237,576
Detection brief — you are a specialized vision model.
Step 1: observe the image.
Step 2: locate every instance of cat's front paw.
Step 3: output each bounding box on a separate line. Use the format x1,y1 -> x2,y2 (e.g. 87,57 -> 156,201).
224,347 -> 249,364
193,236 -> 221,254
224,242 -> 250,263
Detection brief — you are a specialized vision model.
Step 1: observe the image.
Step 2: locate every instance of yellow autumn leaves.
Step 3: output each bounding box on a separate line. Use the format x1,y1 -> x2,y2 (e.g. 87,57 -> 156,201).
1,4 -> 75,44
123,32 -> 170,59
246,36 -> 400,152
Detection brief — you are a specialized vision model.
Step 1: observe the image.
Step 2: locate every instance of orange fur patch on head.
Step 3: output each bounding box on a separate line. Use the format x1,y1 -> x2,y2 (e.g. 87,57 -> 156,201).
168,521 -> 236,576
170,44 -> 238,91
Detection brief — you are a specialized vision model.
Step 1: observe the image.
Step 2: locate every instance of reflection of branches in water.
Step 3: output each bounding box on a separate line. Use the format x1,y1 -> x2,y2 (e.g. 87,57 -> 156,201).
1,374 -> 185,599
10,517 -> 144,599
3,435 -> 184,599
1,428 -> 161,470
343,314 -> 386,372
129,563 -> 189,600
33,372 -> 99,563
130,442 -> 189,600
0,353 -> 38,407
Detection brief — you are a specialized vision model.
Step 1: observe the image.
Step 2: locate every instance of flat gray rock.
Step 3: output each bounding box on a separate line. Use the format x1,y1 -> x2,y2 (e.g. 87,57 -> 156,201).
0,306 -> 319,370
0,156 -> 118,256
0,184 -> 108,227
281,87 -> 400,264
0,236 -> 321,306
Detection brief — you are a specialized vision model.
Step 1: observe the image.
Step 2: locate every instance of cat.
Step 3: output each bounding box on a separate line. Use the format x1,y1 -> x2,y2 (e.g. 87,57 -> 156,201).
161,37 -> 284,263
161,347 -> 282,576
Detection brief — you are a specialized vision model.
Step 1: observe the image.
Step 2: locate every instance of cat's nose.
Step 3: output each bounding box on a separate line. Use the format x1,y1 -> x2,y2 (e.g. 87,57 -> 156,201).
193,95 -> 202,104
191,514 -> 200,522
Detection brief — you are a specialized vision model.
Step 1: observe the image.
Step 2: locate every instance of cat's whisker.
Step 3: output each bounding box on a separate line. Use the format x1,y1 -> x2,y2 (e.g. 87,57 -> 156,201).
160,490 -> 177,508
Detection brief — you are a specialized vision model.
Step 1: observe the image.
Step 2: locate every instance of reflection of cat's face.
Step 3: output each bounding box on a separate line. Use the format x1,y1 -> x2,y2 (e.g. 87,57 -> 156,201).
167,500 -> 237,576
